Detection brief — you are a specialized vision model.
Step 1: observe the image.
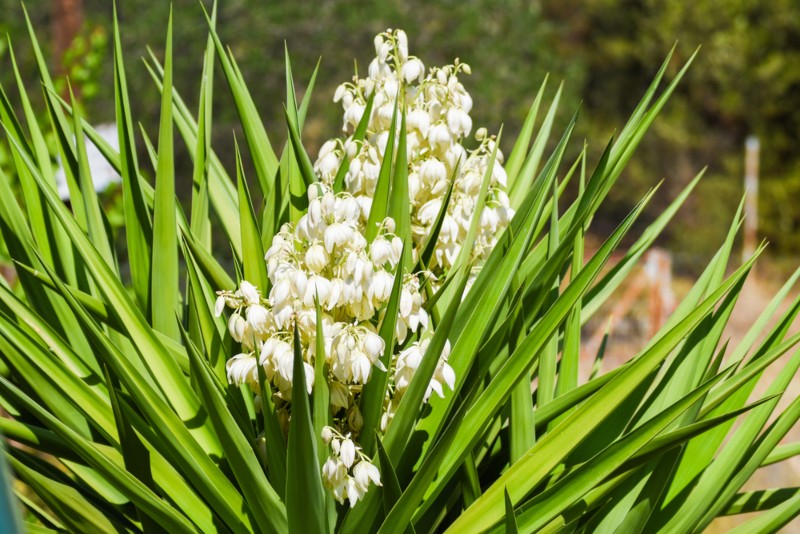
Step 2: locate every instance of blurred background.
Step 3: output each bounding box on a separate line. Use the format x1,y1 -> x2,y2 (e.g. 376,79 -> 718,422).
2,0 -> 799,277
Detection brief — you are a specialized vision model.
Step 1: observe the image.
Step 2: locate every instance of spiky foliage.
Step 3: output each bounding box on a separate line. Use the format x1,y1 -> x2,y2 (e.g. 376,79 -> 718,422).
0,7 -> 799,534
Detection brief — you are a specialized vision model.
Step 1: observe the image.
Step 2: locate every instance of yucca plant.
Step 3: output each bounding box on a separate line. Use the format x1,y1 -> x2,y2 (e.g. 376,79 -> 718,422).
1,5 -> 800,533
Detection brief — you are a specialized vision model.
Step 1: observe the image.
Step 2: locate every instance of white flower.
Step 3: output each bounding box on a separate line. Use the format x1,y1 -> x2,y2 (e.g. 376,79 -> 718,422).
428,123 -> 452,149
246,304 -> 271,334
368,58 -> 392,81
401,58 -> 425,84
323,456 -> 347,489
368,270 -> 394,302
305,244 -> 329,273
407,108 -> 431,137
396,30 -> 409,60
340,438 -> 356,468
370,237 -> 393,266
219,31 -> 504,510
214,295 -> 226,317
226,353 -> 257,387
346,477 -> 364,507
439,361 -> 456,391
446,108 -> 472,138
353,461 -> 382,490
228,313 -> 246,343
240,281 -> 260,306
333,84 -> 347,103
270,278 -> 292,308
304,275 -> 332,308
324,223 -> 355,253
351,353 -> 373,383
344,102 -> 366,128
420,158 -> 447,186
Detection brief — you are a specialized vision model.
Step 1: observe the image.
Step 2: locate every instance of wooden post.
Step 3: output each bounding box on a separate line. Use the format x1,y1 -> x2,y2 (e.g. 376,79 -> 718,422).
52,0 -> 84,98
743,136 -> 760,263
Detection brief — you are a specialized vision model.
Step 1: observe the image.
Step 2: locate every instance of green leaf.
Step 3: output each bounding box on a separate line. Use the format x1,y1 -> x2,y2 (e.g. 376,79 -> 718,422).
387,110 -> 411,264
112,4 -> 153,313
505,488 -> 519,534
257,361 -> 288,500
365,98 -> 399,242
763,442 -> 800,467
727,489 -> 800,533
505,75 -> 548,184
333,93 -> 375,193
0,440 -> 23,534
151,9 -> 180,341
509,83 -> 562,208
236,140 -> 270,292
26,249 -> 253,532
189,3 -> 216,250
0,378 -> 196,533
103,365 -> 161,533
7,452 -> 122,534
202,5 -> 279,197
383,263 -> 470,464
443,221 -> 760,534
358,242 -> 406,455
141,51 -> 241,257
721,488 -> 800,516
314,298 -> 331,466
286,326 -> 327,534
376,435 -> 414,534
182,324 -> 288,533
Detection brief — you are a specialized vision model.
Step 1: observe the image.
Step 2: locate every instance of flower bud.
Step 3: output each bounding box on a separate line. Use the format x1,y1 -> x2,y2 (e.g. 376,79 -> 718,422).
330,380 -> 350,411
333,84 -> 347,103
214,295 -> 226,317
347,405 -> 363,432
396,30 -> 408,61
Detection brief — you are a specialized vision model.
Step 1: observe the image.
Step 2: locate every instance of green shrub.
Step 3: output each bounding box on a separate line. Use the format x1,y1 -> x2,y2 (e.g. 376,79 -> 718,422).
1,7 -> 799,534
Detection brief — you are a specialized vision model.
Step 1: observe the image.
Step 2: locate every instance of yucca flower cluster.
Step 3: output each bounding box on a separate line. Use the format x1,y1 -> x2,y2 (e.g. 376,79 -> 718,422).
217,29 -> 512,507
316,28 -> 515,275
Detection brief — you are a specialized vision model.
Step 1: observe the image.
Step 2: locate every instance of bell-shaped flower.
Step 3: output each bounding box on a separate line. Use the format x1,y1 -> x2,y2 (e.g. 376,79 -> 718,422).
228,313 -> 246,343
324,222 -> 355,253
401,58 -> 425,84
305,244 -> 329,273
368,270 -> 394,303
226,353 -> 257,386
240,281 -> 260,306
246,304 -> 272,334
353,461 -> 382,491
340,438 -> 356,468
